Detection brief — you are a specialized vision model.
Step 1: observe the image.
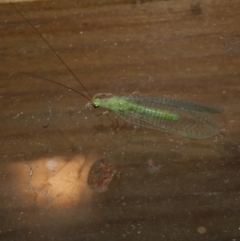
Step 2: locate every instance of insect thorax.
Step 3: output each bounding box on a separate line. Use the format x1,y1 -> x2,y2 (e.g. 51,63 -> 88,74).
92,96 -> 128,112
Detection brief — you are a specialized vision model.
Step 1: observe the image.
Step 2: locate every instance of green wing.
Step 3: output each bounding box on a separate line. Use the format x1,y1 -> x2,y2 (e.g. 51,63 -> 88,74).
115,96 -> 222,139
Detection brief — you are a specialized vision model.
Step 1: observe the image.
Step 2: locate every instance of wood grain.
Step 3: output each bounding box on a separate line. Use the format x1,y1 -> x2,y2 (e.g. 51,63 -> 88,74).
1,1 -> 240,240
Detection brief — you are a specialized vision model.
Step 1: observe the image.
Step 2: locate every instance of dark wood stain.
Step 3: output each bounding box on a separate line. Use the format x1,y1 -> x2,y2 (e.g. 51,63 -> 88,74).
190,2 -> 202,15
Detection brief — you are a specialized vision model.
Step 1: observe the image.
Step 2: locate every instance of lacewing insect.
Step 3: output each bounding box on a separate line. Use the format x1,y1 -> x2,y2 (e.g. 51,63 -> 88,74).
12,3 -> 223,139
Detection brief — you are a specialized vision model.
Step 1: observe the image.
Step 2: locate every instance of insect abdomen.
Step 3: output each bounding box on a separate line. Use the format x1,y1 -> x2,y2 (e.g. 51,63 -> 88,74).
134,104 -> 179,120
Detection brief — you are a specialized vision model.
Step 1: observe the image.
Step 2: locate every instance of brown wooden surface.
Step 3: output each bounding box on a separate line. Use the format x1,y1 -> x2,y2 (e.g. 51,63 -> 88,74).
1,0 -> 240,240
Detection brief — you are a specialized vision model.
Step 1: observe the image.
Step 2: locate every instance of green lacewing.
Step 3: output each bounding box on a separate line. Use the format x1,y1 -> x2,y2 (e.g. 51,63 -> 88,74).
13,3 -> 223,139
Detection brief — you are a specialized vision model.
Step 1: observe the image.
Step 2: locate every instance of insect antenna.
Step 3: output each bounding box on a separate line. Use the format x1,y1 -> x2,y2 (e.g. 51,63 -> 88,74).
22,72 -> 91,101
11,2 -> 92,101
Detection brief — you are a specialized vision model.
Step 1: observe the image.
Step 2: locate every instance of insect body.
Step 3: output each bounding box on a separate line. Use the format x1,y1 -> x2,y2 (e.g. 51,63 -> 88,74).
92,96 -> 179,120
92,95 -> 222,139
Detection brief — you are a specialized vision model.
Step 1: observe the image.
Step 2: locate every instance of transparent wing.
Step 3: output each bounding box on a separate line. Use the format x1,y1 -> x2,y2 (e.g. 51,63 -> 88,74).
125,96 -> 223,114
115,96 -> 222,139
